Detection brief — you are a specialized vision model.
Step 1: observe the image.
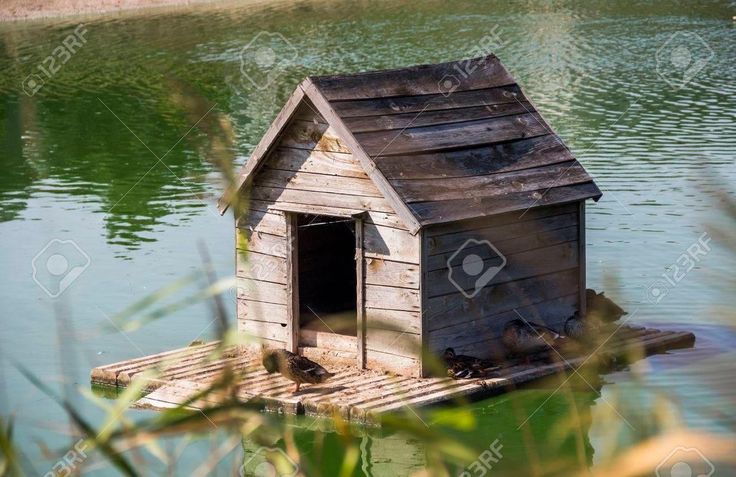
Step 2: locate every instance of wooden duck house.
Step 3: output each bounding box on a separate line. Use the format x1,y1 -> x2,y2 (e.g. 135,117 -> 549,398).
92,55 -> 694,421
218,54 -> 602,378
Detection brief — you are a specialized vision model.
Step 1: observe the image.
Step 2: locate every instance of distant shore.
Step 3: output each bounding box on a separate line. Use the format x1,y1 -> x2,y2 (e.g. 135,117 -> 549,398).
0,0 -> 226,22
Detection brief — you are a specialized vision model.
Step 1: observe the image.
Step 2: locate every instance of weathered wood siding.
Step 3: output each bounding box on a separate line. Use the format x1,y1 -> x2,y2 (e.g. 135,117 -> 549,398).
237,103 -> 421,375
423,203 -> 582,361
236,199 -> 289,349
363,217 -> 421,376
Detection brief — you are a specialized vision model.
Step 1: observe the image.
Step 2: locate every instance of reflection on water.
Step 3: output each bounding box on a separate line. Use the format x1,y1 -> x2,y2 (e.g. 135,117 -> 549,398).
241,385 -> 598,476
0,0 -> 734,474
0,91 -> 212,248
0,1 -> 733,252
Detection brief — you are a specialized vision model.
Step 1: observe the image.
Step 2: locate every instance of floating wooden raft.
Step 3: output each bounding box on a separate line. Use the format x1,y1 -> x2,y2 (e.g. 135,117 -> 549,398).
91,325 -> 694,425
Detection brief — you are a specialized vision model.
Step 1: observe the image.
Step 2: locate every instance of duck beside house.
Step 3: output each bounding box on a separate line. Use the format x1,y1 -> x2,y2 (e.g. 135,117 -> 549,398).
218,54 -> 602,378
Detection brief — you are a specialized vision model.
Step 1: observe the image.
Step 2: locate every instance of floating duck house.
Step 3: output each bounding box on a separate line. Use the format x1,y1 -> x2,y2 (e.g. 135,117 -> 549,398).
218,54 -> 602,378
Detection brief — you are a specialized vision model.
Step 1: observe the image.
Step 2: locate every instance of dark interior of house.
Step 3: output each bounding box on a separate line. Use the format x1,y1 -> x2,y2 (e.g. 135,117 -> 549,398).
297,214 -> 357,337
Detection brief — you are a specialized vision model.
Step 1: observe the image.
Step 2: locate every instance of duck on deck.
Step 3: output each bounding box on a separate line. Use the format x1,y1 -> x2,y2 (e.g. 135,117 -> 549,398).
93,55 -> 695,423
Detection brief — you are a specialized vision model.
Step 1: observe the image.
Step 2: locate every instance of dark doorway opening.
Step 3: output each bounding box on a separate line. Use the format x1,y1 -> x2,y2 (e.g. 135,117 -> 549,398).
297,214 -> 357,337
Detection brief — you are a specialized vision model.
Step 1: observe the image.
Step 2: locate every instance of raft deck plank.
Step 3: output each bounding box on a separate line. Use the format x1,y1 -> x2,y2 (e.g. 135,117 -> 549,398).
91,325 -> 695,425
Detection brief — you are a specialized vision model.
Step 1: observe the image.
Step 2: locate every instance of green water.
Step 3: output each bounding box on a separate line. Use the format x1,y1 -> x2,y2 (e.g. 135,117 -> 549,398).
1,0 -> 735,475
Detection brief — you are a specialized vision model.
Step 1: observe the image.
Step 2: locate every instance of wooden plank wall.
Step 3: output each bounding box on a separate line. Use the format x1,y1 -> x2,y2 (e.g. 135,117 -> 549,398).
363,217 -> 422,376
423,203 -> 582,361
236,202 -> 289,349
237,103 -> 422,375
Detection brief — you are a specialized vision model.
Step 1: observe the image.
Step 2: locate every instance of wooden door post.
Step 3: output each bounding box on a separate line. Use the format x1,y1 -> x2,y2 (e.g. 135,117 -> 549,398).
286,213 -> 300,353
355,218 -> 366,369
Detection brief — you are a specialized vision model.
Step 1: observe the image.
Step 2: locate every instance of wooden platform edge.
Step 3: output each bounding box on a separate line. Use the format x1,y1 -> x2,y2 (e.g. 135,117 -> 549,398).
359,329 -> 696,425
90,327 -> 696,426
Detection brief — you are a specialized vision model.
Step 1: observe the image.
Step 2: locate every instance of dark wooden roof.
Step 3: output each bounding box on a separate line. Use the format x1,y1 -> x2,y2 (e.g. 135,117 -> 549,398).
220,55 -> 601,233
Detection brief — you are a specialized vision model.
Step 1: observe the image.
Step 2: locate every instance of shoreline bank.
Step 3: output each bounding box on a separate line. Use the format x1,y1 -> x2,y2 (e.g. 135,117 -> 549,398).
0,0 -> 228,23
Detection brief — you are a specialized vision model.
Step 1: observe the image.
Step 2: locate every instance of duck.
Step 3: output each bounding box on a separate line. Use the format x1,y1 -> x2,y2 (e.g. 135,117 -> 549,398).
502,319 -> 566,363
262,348 -> 335,393
443,348 -> 498,379
586,289 -> 627,323
564,312 -> 601,344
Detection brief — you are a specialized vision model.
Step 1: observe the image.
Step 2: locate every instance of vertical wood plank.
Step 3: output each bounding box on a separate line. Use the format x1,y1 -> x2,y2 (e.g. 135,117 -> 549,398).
356,218 -> 366,369
578,201 -> 587,317
419,228 -> 429,378
286,213 -> 300,353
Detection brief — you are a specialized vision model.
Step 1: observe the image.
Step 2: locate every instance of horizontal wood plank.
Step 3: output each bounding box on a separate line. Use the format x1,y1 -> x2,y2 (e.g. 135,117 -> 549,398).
363,211 -> 408,230
268,147 -> 367,178
236,251 -> 288,284
364,258 -> 420,289
242,319 -> 288,342
267,202 -> 362,218
237,278 -> 287,305
366,328 -> 421,358
427,294 -> 578,357
425,225 -> 579,271
375,134 -> 572,180
332,84 -> 525,117
236,230 -> 289,258
426,268 -> 579,331
257,168 -> 383,198
426,202 -> 577,237
237,299 -> 287,325
412,182 -> 602,226
255,204 -> 406,231
312,55 -> 514,101
427,211 -> 578,256
365,308 -> 421,334
365,284 -> 420,312
236,207 -> 286,236
355,112 -> 548,157
278,120 -> 350,153
300,329 -> 357,352
365,348 -> 420,377
343,101 -> 532,133
363,222 -> 420,263
248,186 -> 396,213
427,241 -> 578,298
394,161 -> 591,203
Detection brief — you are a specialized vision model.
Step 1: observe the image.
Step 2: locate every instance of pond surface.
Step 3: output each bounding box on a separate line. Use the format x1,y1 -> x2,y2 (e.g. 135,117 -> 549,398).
1,0 -> 735,475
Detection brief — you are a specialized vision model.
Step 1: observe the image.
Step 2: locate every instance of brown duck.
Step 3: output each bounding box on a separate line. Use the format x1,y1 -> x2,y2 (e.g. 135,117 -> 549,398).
586,289 -> 627,322
262,349 -> 335,393
564,312 -> 601,344
443,348 -> 499,379
502,319 -> 566,363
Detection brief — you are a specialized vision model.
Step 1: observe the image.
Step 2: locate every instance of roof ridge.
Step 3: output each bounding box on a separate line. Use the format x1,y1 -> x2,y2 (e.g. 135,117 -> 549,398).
307,53 -> 499,82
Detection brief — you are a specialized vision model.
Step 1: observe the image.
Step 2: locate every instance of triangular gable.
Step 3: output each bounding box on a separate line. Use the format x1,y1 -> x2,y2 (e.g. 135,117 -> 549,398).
218,79 -> 422,234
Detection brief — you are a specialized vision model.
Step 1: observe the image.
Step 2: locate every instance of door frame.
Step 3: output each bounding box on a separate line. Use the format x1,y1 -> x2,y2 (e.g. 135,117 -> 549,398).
284,212 -> 366,369
355,218 -> 365,369
285,213 -> 299,353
